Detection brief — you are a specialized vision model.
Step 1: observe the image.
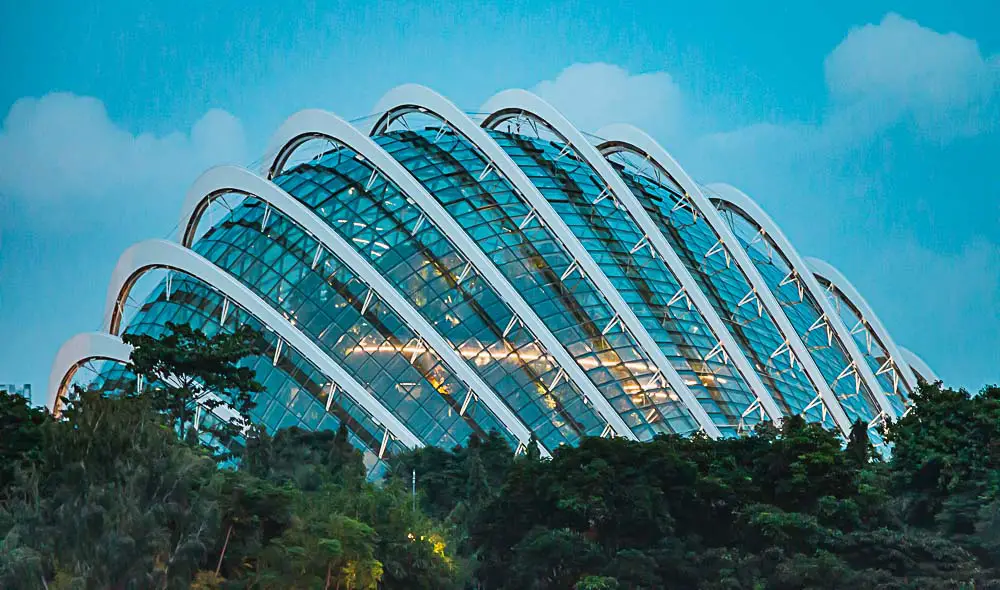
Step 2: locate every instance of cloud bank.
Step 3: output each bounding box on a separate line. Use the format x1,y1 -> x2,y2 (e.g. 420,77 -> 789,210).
532,62 -> 685,139
825,13 -> 1000,138
532,13 -> 998,147
0,93 -> 247,218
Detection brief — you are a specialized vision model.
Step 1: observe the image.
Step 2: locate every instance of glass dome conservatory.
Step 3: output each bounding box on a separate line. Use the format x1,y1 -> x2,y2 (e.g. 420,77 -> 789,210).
49,85 -> 939,473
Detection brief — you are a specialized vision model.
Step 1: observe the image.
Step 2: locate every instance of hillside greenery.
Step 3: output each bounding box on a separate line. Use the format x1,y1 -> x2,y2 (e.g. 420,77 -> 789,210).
0,323 -> 997,588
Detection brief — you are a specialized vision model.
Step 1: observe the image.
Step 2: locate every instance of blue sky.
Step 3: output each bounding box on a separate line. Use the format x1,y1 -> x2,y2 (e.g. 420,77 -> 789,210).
1,0 -> 997,407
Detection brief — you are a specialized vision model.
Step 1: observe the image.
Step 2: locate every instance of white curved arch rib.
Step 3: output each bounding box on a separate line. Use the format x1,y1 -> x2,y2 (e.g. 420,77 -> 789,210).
898,347 -> 940,384
371,84 -> 720,438
48,331 -> 244,427
47,331 -> 132,413
804,256 -> 918,391
264,108 -> 636,441
102,238 -> 423,449
708,183 -> 896,420
593,124 -> 854,435
178,165 -> 545,456
480,89 -> 784,428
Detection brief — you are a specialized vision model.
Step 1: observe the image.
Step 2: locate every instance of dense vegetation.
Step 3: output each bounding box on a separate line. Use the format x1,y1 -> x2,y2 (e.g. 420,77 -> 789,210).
0,324 -> 997,588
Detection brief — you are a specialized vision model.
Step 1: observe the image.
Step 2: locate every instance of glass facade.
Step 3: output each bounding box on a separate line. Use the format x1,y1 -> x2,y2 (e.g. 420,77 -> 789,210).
813,277 -> 911,415
192,199 -> 512,450
606,159 -> 835,429
489,130 -> 764,437
87,274 -> 402,476
62,97 -> 931,455
377,128 -> 699,439
715,204 -> 888,444
271,141 -> 606,449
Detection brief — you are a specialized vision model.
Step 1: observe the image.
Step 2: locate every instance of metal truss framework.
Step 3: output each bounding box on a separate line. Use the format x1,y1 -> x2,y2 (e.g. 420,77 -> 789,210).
372,83 -> 721,438
479,88 -> 787,431
593,124 -> 854,436
178,165 -> 546,456
48,83 -> 937,452
101,238 -> 423,449
805,256 -> 918,393
264,107 -> 636,441
48,331 -> 244,426
707,184 -> 897,421
48,331 -> 134,413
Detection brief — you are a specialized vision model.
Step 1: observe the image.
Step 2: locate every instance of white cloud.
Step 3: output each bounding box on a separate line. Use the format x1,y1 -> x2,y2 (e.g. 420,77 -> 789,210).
530,62 -> 684,138
0,93 -> 247,210
824,13 -> 999,137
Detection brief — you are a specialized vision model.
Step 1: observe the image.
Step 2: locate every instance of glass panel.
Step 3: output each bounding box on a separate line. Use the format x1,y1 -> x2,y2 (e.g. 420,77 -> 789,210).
815,278 -> 910,414
375,128 -> 701,439
272,141 -> 607,449
717,204 -> 889,443
88,274 -> 401,474
489,129 -> 766,436
607,158 -> 845,434
193,201 -> 511,449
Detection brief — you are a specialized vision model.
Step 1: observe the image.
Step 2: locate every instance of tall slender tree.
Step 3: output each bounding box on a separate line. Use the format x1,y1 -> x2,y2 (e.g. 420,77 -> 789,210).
124,321 -> 263,448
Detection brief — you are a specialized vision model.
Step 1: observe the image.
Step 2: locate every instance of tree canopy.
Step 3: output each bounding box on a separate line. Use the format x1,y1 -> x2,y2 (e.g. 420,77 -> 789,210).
1,322 -> 996,588
386,383 -> 1000,589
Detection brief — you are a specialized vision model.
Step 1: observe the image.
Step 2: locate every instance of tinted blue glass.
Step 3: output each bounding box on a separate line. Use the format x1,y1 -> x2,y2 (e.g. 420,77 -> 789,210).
716,204 -> 887,444
376,128 -> 700,439
608,163 -> 839,431
489,130 -> 766,436
86,274 -> 402,474
817,280 -> 910,414
272,143 -> 606,449
193,197 -> 515,449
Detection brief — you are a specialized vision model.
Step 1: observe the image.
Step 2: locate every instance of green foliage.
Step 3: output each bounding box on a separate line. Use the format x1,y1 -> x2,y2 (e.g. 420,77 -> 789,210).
388,431 -> 513,522
392,382 -> 999,589
888,382 -> 1000,577
575,575 -> 620,590
0,325 -> 996,588
124,321 -> 264,450
245,422 -> 365,490
0,388 -> 48,495
1,390 -> 221,589
0,325 -> 459,589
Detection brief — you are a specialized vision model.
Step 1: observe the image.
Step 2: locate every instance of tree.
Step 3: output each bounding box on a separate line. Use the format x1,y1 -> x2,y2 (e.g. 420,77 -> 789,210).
254,490 -> 383,590
0,388 -> 48,496
845,418 -> 876,468
507,528 -> 604,590
0,390 -> 220,589
575,575 -> 620,590
124,321 -> 264,449
247,423 -> 364,491
888,382 -> 1000,577
209,469 -> 293,579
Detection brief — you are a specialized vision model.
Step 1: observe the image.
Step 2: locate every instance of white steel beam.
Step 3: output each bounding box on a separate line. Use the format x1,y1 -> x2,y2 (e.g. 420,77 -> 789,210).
898,346 -> 941,384
593,124 -> 853,435
47,331 -> 133,414
372,84 -> 721,438
178,165 -> 547,456
804,256 -> 918,391
101,238 -> 423,449
708,184 -> 897,420
478,89 -> 784,428
264,107 -> 636,440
